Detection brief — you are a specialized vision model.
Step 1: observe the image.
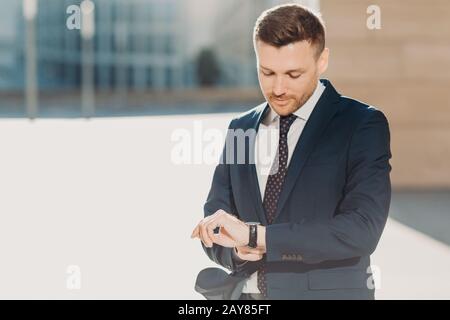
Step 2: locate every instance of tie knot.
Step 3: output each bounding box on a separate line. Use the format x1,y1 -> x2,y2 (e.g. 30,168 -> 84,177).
279,114 -> 297,135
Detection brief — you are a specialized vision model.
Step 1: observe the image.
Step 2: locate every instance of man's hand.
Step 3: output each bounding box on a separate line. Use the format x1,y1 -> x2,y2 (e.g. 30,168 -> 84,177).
190,209 -> 248,248
234,246 -> 264,262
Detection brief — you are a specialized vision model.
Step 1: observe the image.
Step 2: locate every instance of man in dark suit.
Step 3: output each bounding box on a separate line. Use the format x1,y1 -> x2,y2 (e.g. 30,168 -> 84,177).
191,4 -> 391,300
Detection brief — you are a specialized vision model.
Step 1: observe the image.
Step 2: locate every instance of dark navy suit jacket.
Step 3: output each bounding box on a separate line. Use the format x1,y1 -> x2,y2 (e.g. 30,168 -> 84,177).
201,79 -> 392,299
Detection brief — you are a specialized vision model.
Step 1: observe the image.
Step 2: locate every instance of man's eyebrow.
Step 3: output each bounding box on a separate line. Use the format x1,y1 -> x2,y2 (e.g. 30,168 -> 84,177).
259,65 -> 305,73
259,65 -> 273,71
285,68 -> 305,73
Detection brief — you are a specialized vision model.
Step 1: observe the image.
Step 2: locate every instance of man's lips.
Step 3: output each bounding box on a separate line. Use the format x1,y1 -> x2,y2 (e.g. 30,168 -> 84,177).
272,98 -> 291,106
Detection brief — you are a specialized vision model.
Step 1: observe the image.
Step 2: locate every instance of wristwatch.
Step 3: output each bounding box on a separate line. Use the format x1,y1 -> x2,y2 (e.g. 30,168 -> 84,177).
246,222 -> 260,248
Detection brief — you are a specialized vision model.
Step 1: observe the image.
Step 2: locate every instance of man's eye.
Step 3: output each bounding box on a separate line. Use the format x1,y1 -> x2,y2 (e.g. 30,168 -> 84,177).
262,72 -> 274,76
289,74 -> 301,79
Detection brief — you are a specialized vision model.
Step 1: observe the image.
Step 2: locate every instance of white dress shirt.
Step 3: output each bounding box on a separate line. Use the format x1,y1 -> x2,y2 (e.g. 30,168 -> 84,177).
241,81 -> 326,293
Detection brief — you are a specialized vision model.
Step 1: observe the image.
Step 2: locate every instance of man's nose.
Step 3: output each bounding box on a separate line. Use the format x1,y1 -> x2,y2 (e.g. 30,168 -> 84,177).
272,77 -> 287,97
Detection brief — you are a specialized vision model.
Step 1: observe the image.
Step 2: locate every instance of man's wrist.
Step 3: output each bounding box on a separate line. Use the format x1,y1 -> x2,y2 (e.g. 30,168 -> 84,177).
243,223 -> 266,250
257,225 -> 266,249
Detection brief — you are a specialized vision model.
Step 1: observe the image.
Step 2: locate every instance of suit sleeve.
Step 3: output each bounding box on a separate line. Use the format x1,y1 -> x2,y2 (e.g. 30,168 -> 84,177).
201,118 -> 249,272
265,109 -> 392,264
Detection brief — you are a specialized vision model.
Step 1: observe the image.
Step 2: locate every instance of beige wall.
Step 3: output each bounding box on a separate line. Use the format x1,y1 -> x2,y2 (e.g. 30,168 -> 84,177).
320,0 -> 450,189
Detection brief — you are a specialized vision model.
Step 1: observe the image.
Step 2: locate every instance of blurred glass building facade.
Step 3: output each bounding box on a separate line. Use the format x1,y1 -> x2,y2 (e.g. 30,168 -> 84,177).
15,0 -> 189,90
1,0 -> 315,93
0,0 -> 22,90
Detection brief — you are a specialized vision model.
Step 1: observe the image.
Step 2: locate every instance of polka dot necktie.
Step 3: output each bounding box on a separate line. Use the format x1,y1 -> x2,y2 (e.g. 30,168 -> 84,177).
257,113 -> 297,297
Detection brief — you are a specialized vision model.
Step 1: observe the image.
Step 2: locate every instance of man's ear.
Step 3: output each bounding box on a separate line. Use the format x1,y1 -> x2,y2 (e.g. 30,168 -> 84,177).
317,47 -> 329,75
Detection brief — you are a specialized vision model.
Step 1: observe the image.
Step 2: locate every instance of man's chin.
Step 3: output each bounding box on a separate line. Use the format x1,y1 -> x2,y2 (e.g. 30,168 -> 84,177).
276,110 -> 293,117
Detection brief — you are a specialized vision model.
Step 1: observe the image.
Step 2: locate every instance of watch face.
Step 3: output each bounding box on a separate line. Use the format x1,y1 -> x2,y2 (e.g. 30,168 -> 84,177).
247,223 -> 258,248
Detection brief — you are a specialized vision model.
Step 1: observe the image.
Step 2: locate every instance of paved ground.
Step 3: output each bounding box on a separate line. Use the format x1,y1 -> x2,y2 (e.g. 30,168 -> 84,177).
0,114 -> 448,299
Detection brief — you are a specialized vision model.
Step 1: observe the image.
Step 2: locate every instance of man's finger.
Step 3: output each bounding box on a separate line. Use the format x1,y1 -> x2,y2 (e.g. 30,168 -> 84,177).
249,247 -> 265,254
199,221 -> 213,247
245,253 -> 263,261
206,221 -> 218,245
191,224 -> 200,238
193,215 -> 215,243
236,252 -> 263,262
236,246 -> 264,255
205,214 -> 226,243
244,248 -> 265,255
192,210 -> 231,245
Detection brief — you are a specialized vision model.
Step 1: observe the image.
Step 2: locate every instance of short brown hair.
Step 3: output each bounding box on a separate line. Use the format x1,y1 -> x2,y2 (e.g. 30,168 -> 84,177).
253,4 -> 326,58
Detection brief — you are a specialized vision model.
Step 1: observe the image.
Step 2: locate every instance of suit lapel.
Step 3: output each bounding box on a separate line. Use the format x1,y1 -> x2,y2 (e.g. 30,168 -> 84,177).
240,103 -> 270,225
272,79 -> 341,223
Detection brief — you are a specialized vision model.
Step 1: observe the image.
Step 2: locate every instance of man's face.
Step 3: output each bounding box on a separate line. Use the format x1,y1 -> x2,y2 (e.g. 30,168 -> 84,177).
255,40 -> 329,116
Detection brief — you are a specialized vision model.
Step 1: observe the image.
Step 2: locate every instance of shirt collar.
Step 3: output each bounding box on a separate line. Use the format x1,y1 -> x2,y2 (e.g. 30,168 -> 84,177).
263,81 -> 325,125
